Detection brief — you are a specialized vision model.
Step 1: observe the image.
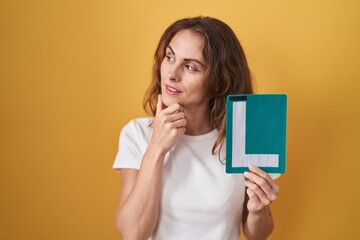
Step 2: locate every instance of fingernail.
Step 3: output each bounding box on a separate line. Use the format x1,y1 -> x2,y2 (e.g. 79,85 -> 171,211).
249,165 -> 257,170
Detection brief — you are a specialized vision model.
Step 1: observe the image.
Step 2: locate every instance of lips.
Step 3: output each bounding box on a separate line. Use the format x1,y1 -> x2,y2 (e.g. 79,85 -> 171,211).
165,84 -> 182,95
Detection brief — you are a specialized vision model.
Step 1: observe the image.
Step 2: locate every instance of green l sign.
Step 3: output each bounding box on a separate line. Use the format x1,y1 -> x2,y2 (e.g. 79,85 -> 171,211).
226,94 -> 287,174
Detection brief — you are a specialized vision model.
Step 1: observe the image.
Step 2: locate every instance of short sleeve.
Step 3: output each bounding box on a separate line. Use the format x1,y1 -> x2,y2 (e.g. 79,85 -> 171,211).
112,118 -> 152,171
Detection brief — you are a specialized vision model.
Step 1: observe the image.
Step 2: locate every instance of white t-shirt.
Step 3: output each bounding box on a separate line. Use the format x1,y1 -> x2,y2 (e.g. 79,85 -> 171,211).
113,117 -> 245,240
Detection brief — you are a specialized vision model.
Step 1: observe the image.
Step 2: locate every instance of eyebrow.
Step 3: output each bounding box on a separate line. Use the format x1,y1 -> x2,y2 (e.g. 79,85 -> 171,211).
167,45 -> 206,68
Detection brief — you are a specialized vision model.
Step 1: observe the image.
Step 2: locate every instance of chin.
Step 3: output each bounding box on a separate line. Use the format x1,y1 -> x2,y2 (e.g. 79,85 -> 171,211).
161,94 -> 182,107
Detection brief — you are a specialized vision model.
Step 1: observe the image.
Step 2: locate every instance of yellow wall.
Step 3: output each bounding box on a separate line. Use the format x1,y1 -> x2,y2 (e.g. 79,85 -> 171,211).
1,0 -> 359,239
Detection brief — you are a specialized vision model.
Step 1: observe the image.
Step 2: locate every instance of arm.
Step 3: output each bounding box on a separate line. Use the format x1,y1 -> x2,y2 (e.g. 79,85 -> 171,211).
115,95 -> 186,240
115,148 -> 165,240
242,165 -> 280,240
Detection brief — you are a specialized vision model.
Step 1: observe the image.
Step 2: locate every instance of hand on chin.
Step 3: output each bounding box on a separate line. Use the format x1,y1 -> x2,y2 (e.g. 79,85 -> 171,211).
161,95 -> 183,108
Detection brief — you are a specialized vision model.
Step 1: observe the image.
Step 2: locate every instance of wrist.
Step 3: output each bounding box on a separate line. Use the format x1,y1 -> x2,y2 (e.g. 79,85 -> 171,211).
146,143 -> 167,161
248,206 -> 271,218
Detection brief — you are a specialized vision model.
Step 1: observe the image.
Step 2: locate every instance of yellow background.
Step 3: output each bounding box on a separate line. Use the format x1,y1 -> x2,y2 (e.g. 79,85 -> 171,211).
1,0 -> 359,239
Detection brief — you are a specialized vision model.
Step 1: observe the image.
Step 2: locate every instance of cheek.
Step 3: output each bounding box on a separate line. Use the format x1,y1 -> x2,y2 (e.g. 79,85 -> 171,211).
189,78 -> 207,95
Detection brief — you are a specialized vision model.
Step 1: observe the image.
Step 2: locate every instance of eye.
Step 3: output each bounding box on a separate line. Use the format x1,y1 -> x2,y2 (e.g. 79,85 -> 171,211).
185,64 -> 197,72
165,55 -> 175,62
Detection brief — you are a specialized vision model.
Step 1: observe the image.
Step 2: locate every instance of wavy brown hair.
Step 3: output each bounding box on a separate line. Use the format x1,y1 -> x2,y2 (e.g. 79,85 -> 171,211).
143,16 -> 253,162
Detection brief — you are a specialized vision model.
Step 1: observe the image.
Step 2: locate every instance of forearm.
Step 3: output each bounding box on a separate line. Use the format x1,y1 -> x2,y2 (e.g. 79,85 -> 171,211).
243,206 -> 274,240
116,147 -> 165,239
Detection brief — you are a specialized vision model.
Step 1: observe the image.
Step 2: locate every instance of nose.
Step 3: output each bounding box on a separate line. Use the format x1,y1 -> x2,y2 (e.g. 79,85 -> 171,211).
168,63 -> 181,82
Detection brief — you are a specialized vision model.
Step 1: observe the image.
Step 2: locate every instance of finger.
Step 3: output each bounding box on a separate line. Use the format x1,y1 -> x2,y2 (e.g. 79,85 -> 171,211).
171,118 -> 187,128
246,188 -> 263,210
244,171 -> 273,200
163,103 -> 183,114
247,188 -> 260,203
177,126 -> 186,135
245,180 -> 270,206
249,165 -> 280,194
164,111 -> 185,123
156,94 -> 163,116
247,188 -> 256,199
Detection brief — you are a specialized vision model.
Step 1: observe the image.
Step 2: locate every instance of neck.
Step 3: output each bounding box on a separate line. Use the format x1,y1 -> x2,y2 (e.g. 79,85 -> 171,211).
183,106 -> 213,136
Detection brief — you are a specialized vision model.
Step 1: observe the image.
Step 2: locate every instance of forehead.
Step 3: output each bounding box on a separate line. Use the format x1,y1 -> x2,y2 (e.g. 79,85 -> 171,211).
168,29 -> 205,60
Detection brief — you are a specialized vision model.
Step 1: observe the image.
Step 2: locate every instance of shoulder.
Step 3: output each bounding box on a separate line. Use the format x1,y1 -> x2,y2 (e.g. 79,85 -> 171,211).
120,117 -> 154,140
129,117 -> 154,127
114,117 -> 153,170
123,117 -> 153,133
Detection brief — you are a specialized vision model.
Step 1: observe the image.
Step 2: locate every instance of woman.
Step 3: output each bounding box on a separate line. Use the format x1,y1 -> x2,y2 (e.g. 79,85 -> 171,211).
113,16 -> 279,240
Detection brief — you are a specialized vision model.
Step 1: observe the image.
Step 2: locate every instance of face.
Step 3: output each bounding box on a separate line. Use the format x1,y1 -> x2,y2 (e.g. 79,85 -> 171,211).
160,29 -> 208,110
